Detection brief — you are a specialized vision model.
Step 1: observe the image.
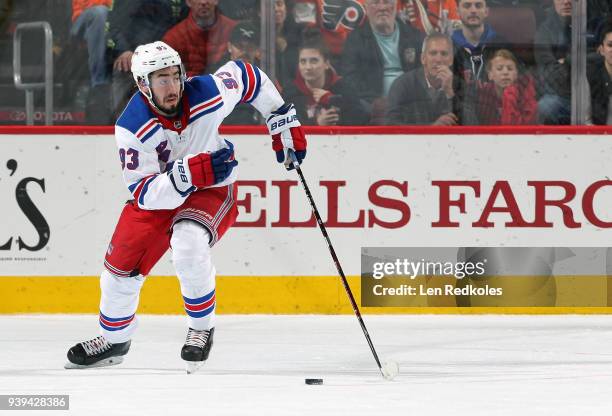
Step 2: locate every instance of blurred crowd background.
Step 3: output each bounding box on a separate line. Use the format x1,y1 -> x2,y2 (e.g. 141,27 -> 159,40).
0,0 -> 609,126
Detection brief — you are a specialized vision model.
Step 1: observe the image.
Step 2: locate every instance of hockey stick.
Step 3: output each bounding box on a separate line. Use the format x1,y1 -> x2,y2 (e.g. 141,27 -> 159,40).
289,152 -> 398,380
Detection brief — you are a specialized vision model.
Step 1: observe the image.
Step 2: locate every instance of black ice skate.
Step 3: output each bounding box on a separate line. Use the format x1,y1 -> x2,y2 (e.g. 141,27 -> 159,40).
181,327 -> 214,374
65,336 -> 131,369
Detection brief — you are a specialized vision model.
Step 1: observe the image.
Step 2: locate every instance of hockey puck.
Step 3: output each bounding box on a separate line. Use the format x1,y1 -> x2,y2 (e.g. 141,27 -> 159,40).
305,378 -> 323,385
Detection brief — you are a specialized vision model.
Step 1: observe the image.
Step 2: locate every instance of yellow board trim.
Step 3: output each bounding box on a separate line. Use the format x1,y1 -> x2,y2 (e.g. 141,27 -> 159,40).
1,276 -> 612,314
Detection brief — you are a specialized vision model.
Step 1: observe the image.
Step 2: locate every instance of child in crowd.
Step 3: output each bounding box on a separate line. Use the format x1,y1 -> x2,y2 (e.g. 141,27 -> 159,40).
474,49 -> 537,125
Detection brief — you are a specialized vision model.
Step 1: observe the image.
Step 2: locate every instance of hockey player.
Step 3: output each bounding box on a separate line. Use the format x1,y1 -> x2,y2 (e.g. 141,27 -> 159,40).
65,41 -> 307,373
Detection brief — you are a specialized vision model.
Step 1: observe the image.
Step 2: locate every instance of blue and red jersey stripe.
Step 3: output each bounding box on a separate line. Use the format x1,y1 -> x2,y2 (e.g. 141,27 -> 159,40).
135,119 -> 161,143
188,94 -> 224,124
235,60 -> 261,104
128,174 -> 157,206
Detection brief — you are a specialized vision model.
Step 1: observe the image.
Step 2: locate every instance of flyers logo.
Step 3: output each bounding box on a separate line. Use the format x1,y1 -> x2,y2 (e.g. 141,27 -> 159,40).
321,0 -> 366,31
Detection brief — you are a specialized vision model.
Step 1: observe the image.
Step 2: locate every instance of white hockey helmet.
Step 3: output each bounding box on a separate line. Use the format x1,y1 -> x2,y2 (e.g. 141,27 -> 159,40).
131,41 -> 185,107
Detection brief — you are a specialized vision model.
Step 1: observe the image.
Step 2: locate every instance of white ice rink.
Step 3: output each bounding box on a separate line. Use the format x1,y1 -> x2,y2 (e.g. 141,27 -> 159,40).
1,314 -> 612,415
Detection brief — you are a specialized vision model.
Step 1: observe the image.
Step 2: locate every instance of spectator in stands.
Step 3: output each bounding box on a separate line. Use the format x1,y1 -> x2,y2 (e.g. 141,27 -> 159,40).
163,0 -> 236,77
70,0 -> 112,123
108,0 -> 188,118
0,0 -> 12,30
342,0 -> 424,124
473,49 -> 537,125
586,21 -> 612,125
228,21 -> 261,65
275,0 -> 301,90
587,0 -> 611,50
398,0 -> 461,35
451,0 -> 508,84
386,33 -> 474,125
292,0 -> 367,70
219,21 -> 262,125
534,0 -> 571,125
285,33 -> 368,125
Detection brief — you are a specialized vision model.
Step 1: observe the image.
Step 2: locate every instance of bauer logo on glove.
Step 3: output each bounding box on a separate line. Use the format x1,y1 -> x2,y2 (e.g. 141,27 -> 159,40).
169,140 -> 238,195
269,114 -> 298,132
266,103 -> 307,170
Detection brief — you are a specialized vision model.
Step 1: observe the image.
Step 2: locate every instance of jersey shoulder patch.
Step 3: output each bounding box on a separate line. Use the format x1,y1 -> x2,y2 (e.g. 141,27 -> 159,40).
185,75 -> 224,123
116,93 -> 162,144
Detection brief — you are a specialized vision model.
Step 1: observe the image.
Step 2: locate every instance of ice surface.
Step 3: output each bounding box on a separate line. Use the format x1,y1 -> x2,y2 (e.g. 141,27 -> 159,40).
1,314 -> 612,415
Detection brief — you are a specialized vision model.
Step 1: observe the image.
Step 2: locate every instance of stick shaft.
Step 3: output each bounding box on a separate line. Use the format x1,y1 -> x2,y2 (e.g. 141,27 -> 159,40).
293,163 -> 384,375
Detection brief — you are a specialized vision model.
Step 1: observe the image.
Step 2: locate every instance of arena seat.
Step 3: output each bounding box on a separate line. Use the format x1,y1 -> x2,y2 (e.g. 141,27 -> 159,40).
488,6 -> 537,68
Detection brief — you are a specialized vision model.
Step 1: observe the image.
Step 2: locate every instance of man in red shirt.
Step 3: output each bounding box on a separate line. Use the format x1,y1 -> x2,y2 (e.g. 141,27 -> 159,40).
163,0 -> 237,77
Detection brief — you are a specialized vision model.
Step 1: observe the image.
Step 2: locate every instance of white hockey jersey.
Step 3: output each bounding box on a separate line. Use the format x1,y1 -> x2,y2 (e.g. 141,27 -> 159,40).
115,60 -> 284,210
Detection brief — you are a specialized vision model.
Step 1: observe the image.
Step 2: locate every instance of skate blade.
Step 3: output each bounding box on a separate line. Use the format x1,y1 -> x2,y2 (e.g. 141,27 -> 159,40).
64,356 -> 124,370
185,360 -> 205,374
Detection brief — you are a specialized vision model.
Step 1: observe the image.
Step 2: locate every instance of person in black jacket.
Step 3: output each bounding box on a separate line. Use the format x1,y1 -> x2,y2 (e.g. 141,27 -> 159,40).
534,0 -> 572,125
341,0 -> 424,124
586,21 -> 612,125
587,0 -> 611,50
285,33 -> 368,125
274,0 -> 302,91
108,0 -> 188,119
